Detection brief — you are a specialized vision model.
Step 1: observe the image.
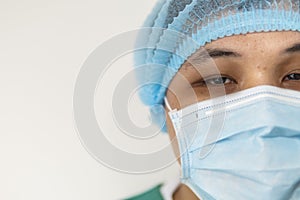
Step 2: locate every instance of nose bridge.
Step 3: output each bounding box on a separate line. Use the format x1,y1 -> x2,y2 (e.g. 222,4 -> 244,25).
241,65 -> 278,90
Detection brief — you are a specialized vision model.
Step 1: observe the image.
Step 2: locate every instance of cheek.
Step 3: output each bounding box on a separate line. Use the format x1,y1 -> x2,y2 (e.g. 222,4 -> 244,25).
167,77 -> 203,109
282,81 -> 300,91
192,86 -> 232,101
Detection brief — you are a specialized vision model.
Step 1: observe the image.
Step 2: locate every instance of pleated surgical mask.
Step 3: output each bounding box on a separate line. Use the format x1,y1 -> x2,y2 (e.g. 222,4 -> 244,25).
166,85 -> 300,200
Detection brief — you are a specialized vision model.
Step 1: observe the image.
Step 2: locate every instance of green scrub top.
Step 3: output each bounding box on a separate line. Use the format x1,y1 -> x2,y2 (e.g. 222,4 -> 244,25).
124,184 -> 164,200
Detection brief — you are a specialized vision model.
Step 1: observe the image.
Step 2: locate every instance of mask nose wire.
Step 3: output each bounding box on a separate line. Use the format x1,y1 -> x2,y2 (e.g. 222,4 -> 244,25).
164,97 -> 174,112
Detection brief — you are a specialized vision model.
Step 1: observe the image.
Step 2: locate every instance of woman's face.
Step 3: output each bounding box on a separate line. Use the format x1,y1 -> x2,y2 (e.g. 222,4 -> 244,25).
165,31 -> 300,158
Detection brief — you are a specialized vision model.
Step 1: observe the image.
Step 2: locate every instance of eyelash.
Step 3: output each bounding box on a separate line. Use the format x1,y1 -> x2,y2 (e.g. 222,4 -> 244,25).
193,75 -> 237,87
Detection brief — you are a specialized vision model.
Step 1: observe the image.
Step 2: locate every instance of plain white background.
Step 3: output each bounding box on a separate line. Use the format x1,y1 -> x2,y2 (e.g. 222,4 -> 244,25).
0,0 -> 180,199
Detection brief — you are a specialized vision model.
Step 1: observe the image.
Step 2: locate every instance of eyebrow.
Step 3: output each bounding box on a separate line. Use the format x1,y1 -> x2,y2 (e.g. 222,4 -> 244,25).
187,48 -> 242,65
284,43 -> 300,54
187,43 -> 300,66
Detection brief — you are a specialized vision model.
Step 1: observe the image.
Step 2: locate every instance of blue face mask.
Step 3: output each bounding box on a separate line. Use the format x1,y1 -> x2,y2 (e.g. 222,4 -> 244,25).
166,85 -> 300,200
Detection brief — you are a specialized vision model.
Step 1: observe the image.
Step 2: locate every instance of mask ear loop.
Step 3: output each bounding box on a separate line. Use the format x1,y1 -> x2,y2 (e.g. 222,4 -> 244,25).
164,97 -> 175,112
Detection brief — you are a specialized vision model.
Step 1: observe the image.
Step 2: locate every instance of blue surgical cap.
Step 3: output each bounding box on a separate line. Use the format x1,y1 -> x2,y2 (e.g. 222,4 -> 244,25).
135,0 -> 300,132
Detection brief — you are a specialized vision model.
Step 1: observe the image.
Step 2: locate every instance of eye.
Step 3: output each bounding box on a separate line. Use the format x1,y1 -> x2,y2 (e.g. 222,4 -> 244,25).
205,76 -> 234,85
204,75 -> 236,86
192,75 -> 237,87
283,73 -> 300,81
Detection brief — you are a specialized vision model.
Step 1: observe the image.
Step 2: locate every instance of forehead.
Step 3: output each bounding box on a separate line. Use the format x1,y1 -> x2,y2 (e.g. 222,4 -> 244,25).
204,31 -> 300,53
